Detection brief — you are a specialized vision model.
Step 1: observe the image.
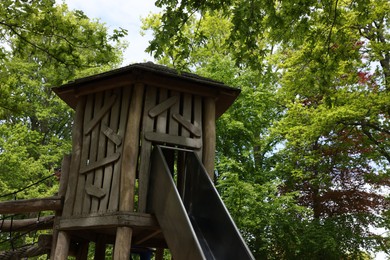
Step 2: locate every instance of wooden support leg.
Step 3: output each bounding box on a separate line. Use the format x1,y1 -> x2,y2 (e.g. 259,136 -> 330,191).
113,227 -> 132,260
51,155 -> 71,260
53,231 -> 70,260
75,240 -> 89,260
50,228 -> 59,260
155,248 -> 164,260
94,235 -> 106,260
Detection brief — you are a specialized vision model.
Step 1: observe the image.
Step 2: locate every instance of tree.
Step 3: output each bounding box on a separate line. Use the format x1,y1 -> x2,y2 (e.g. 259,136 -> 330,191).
0,0 -> 126,198
143,12 -> 310,259
0,0 -> 126,252
143,0 -> 390,258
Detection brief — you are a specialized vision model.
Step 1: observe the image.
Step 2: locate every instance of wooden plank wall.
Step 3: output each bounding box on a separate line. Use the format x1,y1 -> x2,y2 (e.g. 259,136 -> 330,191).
63,84 -> 206,217
68,86 -> 133,216
138,85 -> 203,212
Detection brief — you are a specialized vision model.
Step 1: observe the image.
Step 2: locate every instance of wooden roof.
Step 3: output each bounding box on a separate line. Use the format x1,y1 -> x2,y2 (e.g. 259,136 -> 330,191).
53,62 -> 240,118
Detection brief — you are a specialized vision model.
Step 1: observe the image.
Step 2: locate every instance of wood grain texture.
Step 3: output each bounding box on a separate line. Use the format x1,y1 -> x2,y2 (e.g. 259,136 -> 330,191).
0,216 -> 54,232
62,96 -> 86,217
79,152 -> 121,174
53,231 -> 70,260
203,97 -> 216,180
181,93 -> 192,138
172,113 -> 201,137
100,87 -> 122,212
58,155 -> 71,198
72,95 -> 93,216
51,155 -> 70,260
138,86 -> 157,212
119,83 -> 144,212
108,86 -> 132,211
156,88 -> 168,134
90,91 -> 112,212
168,92 -> 180,137
113,227 -> 132,260
82,92 -> 103,215
148,95 -> 178,118
144,132 -> 202,149
83,94 -> 116,134
101,124 -> 122,146
58,212 -> 159,230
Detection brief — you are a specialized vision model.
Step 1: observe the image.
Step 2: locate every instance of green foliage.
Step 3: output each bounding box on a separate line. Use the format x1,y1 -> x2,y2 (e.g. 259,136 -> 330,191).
0,0 -> 126,253
0,0 -> 125,198
143,0 -> 390,258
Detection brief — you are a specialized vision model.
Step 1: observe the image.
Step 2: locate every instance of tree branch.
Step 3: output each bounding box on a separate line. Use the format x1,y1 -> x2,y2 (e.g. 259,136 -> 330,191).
0,20 -> 65,64
362,127 -> 390,163
326,0 -> 339,55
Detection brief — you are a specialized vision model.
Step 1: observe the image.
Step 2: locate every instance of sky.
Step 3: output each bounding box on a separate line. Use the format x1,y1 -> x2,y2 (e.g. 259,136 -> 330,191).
64,0 -> 160,65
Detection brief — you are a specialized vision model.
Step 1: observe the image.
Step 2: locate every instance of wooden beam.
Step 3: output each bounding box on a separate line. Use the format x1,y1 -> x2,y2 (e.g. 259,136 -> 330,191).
144,132 -> 202,149
0,215 -> 54,232
58,212 -> 159,231
172,113 -> 202,137
73,74 -> 137,99
141,71 -> 219,99
79,152 -> 121,174
101,124 -> 122,146
84,94 -> 117,134
148,96 -> 179,117
133,230 -> 162,245
0,196 -> 62,214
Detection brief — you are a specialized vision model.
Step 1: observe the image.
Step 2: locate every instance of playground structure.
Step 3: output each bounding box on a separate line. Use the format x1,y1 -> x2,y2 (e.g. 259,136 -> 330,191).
0,62 -> 254,259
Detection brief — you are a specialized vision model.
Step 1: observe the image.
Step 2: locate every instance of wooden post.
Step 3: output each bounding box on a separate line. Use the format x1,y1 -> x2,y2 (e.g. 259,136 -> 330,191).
53,97 -> 85,259
94,235 -> 107,260
203,97 -> 216,180
119,83 -> 144,212
58,154 -> 71,199
53,231 -> 70,260
155,248 -> 164,260
76,241 -> 89,260
50,154 -> 71,259
114,226 -> 133,259
113,83 -> 144,259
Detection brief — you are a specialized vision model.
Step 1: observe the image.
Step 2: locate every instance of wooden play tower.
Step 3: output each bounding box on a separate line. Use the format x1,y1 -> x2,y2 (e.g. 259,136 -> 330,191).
50,62 -> 254,259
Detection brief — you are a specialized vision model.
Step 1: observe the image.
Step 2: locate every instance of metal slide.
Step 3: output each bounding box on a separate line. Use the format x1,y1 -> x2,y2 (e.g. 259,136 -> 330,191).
147,146 -> 254,260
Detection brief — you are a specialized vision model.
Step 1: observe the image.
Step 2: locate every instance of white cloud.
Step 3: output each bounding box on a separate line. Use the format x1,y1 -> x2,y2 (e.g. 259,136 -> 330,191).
62,0 -> 161,65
